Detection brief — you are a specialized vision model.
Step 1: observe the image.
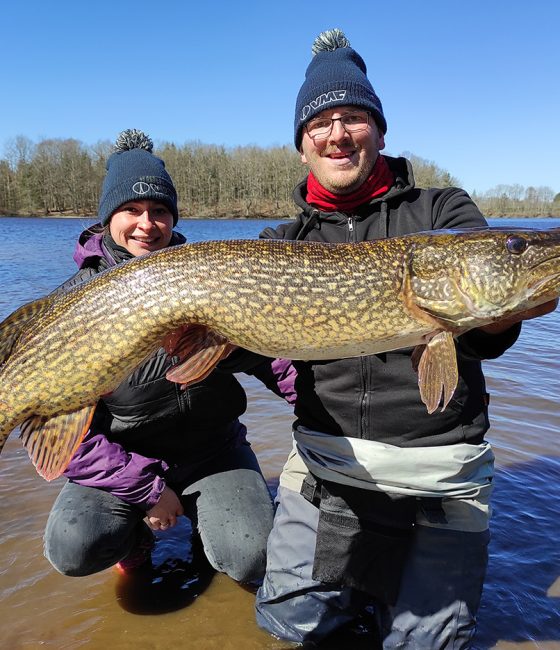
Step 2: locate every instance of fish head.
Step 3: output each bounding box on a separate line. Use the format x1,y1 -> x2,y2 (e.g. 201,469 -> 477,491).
404,227 -> 560,329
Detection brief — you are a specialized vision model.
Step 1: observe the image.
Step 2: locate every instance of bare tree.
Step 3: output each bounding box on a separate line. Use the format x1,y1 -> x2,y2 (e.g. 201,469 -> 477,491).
1,137 -> 558,218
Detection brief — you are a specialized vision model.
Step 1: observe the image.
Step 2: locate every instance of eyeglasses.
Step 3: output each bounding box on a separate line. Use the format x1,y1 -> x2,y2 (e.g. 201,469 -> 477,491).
305,110 -> 371,141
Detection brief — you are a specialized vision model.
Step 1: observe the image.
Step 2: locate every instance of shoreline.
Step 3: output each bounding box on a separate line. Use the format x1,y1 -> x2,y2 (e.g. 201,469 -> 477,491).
2,213 -> 559,220
0,213 -> 295,220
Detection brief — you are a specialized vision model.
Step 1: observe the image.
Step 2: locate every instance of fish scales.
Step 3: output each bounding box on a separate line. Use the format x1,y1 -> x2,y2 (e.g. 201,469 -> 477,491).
1,228 -> 560,479
1,239 -> 410,422
177,238 -> 425,357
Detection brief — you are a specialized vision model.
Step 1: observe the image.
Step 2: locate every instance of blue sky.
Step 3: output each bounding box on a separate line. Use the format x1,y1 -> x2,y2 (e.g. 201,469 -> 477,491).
2,0 -> 559,195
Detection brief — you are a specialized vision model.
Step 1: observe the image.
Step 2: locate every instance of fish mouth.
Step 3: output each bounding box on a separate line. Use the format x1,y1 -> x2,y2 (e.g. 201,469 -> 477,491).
528,251 -> 560,269
527,269 -> 560,295
470,261 -> 560,320
526,251 -> 560,290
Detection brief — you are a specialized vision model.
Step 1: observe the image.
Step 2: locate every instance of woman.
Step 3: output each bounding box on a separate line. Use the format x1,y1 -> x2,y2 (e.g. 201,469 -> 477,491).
44,130 -> 275,582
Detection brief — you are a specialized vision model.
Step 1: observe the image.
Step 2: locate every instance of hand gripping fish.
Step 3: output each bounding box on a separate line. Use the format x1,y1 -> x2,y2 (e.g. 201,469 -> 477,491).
1,227 -> 559,480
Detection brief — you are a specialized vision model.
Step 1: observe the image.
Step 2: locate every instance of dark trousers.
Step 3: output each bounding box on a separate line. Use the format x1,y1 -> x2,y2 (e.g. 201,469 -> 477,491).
44,442 -> 274,583
256,486 -> 489,648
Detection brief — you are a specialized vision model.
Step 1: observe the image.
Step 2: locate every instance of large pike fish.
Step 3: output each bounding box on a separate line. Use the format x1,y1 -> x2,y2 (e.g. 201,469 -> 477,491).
1,227 -> 559,480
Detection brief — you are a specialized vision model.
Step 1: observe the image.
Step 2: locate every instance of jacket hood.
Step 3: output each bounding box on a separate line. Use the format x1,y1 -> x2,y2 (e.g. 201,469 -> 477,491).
72,223 -> 187,270
293,155 -> 416,220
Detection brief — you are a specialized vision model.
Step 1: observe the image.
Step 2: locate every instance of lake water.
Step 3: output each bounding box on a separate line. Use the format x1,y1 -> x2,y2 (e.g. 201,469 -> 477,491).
0,216 -> 559,649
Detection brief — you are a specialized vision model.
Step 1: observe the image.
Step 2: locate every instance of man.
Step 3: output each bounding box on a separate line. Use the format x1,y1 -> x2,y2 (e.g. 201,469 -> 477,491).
255,29 -> 557,647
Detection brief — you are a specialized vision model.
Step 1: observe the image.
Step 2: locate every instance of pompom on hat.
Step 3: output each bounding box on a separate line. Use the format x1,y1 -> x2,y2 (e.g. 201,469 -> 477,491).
98,129 -> 179,225
294,29 -> 387,149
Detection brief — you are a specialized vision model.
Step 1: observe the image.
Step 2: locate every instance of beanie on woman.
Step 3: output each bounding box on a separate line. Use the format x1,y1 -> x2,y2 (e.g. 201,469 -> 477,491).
98,129 -> 179,225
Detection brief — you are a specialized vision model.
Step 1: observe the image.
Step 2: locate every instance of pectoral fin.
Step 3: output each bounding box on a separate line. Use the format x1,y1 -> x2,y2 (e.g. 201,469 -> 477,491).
164,324 -> 236,387
415,331 -> 458,414
19,405 -> 96,481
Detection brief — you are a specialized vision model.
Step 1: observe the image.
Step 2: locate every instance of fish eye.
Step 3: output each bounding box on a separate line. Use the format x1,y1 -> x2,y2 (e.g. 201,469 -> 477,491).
506,235 -> 528,255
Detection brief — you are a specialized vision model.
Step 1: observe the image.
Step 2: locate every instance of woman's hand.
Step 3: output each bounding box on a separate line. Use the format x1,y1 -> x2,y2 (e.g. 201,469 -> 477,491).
145,486 -> 184,531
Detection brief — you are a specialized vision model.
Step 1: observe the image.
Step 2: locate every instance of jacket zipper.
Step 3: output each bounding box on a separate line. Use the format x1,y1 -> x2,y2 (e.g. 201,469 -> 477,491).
360,356 -> 370,439
347,216 -> 356,242
348,213 -> 368,436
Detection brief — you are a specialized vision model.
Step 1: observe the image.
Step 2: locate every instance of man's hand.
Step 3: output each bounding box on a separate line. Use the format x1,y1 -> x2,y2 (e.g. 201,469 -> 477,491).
145,486 -> 184,531
478,298 -> 558,335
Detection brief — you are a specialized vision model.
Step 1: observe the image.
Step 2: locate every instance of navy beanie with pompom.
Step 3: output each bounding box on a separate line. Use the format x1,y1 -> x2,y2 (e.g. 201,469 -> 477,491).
98,129 -> 179,225
294,29 -> 387,150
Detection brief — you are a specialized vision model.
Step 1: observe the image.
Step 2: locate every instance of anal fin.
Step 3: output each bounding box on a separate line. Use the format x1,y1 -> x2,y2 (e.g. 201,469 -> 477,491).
19,405 -> 96,481
164,324 -> 236,387
415,331 -> 458,414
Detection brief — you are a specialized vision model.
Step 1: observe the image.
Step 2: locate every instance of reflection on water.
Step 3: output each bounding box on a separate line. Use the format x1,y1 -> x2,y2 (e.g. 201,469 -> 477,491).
0,217 -> 559,649
115,519 -> 216,616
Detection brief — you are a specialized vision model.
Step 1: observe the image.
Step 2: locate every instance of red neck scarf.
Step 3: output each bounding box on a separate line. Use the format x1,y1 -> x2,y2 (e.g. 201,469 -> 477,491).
306,155 -> 394,213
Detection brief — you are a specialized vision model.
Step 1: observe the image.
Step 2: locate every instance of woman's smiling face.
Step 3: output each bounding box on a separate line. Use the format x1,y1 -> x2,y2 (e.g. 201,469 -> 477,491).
109,200 -> 174,257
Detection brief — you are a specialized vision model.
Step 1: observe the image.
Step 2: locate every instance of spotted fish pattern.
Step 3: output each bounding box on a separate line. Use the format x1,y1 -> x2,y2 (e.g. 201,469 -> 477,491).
1,228 -> 559,479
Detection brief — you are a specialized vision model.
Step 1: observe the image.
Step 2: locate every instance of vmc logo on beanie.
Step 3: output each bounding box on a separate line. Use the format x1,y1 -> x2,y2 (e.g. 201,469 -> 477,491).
294,29 -> 387,149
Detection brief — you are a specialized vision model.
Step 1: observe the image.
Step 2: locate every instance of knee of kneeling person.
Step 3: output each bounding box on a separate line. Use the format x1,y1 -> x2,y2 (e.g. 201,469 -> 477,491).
210,545 -> 267,583
44,528 -> 104,577
44,545 -> 98,576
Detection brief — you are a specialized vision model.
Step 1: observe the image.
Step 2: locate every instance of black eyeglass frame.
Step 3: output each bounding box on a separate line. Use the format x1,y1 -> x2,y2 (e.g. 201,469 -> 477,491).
305,110 -> 372,140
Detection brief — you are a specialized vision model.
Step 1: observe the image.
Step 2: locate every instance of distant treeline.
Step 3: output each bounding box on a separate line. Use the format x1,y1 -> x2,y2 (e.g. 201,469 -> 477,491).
1,136 -> 559,218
